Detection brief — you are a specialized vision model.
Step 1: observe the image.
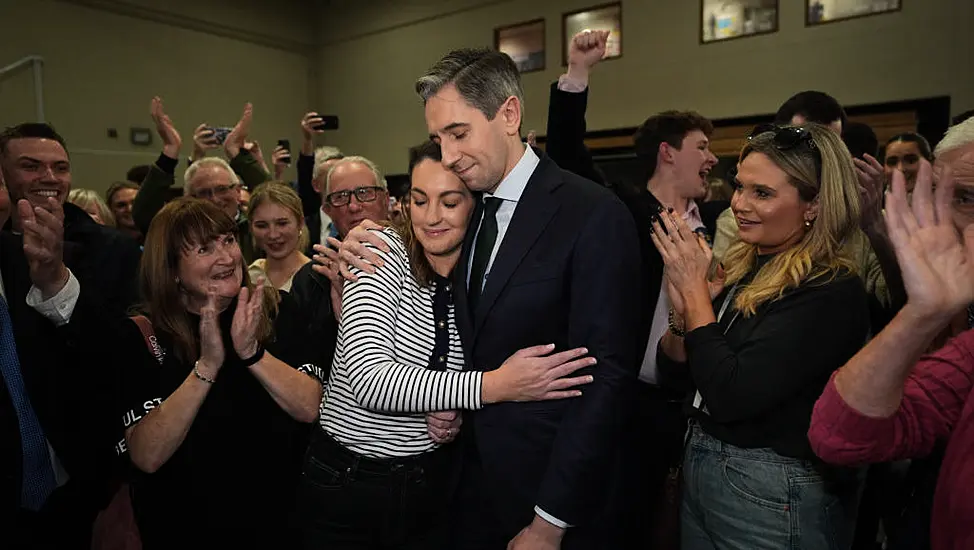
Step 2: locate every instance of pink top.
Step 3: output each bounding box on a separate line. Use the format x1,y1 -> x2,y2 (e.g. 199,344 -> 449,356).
808,329 -> 974,550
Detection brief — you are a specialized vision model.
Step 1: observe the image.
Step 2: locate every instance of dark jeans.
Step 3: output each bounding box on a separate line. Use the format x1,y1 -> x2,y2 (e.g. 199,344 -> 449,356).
296,427 -> 456,550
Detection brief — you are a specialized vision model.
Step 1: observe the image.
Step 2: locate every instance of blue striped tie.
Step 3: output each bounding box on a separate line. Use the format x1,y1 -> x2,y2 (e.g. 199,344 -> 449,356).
0,293 -> 57,510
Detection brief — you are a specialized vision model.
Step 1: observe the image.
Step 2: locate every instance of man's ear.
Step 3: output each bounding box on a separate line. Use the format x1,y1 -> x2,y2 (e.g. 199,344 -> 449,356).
659,142 -> 677,166
498,95 -> 523,137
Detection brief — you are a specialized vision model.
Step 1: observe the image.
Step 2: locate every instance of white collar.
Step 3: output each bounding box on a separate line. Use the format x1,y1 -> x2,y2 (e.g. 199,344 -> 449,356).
486,144 -> 539,204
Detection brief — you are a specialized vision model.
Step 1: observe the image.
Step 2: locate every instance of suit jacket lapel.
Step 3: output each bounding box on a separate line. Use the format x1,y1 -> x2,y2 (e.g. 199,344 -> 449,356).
473,159 -> 560,339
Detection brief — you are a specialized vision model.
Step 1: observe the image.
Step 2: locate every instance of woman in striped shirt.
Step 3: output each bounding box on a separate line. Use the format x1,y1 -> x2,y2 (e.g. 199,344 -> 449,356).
296,141 -> 595,549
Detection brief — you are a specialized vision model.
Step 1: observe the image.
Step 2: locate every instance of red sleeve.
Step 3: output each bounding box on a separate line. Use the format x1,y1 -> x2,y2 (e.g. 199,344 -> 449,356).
809,329 -> 974,465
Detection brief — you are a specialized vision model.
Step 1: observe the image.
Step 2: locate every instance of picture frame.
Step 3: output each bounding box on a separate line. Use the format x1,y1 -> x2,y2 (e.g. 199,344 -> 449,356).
562,3 -> 622,66
495,18 -> 546,73
130,127 -> 153,146
700,0 -> 779,44
806,0 -> 901,26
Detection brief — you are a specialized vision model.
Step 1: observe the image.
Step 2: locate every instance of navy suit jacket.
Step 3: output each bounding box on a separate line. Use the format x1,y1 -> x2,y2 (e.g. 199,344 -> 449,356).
452,148 -> 642,536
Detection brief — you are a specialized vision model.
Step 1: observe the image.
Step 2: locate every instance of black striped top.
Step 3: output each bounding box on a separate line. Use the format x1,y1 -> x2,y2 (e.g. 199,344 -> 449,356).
318,227 -> 483,458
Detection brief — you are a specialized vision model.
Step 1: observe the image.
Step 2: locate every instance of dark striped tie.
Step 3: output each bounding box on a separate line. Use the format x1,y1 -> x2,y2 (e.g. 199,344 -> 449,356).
0,294 -> 57,510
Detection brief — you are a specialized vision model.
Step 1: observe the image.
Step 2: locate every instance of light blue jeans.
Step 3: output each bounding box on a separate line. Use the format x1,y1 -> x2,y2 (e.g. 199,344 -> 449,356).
681,423 -> 863,550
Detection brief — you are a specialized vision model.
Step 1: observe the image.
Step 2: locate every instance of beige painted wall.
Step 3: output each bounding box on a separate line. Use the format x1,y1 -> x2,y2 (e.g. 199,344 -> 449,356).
0,0 -> 316,195
315,0 -> 973,174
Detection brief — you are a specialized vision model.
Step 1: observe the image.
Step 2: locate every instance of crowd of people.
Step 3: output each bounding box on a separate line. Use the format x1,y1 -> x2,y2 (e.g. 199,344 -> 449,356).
4,28 -> 974,550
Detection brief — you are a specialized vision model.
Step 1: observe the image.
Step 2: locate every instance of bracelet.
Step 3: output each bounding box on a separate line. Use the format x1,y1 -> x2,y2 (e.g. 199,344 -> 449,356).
668,309 -> 686,337
239,344 -> 265,368
193,361 -> 217,384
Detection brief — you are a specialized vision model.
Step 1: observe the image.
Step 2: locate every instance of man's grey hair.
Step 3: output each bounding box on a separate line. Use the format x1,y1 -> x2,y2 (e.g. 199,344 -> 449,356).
415,48 -> 524,122
312,145 -> 344,183
934,115 -> 974,157
324,155 -> 387,197
183,157 -> 239,196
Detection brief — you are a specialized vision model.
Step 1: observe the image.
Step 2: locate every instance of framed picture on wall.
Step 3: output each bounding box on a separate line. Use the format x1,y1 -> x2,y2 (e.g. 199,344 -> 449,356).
495,19 -> 546,73
806,0 -> 901,26
562,3 -> 622,66
701,0 -> 779,44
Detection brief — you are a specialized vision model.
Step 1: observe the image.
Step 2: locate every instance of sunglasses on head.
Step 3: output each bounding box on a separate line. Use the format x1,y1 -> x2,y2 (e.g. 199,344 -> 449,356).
748,123 -> 822,175
747,124 -> 818,153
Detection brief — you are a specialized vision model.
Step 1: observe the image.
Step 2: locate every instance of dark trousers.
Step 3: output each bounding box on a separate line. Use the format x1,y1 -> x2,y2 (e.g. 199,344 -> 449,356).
449,428 -> 619,550
450,437 -> 512,550
296,427 -> 456,550
620,382 -> 687,548
11,481 -> 100,550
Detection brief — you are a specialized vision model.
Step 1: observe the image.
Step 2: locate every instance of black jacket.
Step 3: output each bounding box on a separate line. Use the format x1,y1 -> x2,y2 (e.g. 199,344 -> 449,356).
1,203 -> 141,521
286,262 -> 339,382
452,149 -> 641,545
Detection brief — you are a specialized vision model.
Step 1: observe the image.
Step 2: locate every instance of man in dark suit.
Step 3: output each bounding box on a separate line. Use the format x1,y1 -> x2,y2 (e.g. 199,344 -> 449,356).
0,123 -> 140,548
414,48 -> 642,549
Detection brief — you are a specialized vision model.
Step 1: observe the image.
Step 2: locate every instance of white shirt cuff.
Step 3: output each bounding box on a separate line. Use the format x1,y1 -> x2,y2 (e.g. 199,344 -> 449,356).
534,506 -> 571,528
26,269 -> 80,326
556,74 -> 588,93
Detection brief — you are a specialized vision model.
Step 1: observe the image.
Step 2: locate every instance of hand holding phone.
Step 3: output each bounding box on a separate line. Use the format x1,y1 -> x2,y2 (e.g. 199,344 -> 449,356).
275,139 -> 292,166
206,127 -> 233,145
312,115 -> 340,132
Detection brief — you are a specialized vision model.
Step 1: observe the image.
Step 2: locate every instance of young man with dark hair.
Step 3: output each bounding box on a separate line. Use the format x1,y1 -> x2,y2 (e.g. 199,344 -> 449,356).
0,122 -> 141,548
775,90 -> 847,134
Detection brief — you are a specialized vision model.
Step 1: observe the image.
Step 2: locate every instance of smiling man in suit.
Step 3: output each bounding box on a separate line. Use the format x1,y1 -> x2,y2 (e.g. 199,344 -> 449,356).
1,123 -> 140,548
415,48 -> 641,550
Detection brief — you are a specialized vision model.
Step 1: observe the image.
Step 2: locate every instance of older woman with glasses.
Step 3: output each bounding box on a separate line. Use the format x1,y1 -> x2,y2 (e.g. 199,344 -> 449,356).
653,124 -> 870,549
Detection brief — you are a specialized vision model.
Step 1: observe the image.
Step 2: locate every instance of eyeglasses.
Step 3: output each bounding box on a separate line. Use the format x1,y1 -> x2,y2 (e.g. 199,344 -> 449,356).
193,184 -> 239,200
325,186 -> 385,208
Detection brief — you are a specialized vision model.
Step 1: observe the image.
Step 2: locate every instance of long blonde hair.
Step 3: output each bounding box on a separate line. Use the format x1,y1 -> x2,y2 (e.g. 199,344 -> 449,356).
140,198 -> 278,364
248,181 -> 310,255
723,124 -> 861,316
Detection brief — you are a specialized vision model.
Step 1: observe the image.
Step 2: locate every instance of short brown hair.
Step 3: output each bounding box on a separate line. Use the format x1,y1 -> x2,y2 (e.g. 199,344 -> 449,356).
139,198 -> 278,364
633,111 -> 714,182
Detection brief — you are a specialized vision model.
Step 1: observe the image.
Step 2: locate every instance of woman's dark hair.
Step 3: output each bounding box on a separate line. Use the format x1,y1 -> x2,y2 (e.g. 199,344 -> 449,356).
140,198 -> 278,364
396,140 -> 447,287
408,139 -> 443,176
882,132 -> 934,162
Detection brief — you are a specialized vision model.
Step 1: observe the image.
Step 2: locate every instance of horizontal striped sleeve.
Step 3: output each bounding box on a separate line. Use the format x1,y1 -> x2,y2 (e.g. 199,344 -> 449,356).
339,229 -> 484,413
